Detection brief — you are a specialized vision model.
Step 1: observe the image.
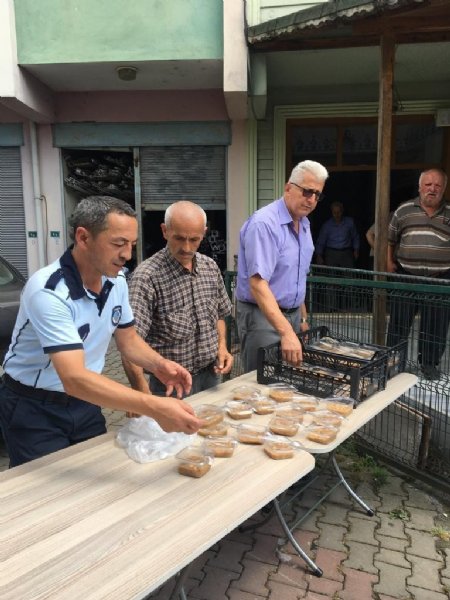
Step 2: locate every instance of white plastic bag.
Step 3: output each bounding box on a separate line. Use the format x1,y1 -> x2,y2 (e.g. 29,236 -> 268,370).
116,416 -> 196,463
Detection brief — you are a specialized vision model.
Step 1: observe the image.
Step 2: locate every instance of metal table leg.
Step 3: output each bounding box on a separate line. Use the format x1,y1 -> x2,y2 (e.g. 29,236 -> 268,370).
331,454 -> 374,516
168,562 -> 194,600
273,497 -> 323,577
272,449 -> 375,575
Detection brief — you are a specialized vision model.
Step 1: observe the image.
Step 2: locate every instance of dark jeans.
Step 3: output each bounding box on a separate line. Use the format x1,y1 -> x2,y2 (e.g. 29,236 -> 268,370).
386,268 -> 450,367
149,365 -> 218,398
0,379 -> 106,467
324,247 -> 355,269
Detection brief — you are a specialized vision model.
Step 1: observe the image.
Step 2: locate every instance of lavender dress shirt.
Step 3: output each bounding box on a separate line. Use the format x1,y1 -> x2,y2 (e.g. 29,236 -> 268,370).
236,198 -> 314,309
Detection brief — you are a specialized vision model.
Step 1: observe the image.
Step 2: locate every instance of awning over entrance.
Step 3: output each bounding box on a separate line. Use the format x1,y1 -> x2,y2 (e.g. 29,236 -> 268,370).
247,0 -> 450,51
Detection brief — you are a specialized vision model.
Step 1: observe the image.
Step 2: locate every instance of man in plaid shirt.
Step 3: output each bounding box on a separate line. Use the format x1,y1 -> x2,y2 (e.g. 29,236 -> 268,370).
123,201 -> 233,398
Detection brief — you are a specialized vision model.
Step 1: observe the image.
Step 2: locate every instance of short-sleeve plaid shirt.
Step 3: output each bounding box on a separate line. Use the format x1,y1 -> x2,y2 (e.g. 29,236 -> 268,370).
128,247 -> 232,373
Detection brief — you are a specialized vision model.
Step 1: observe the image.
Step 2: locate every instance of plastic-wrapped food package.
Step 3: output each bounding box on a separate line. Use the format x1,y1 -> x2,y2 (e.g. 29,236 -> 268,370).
116,416 -> 195,463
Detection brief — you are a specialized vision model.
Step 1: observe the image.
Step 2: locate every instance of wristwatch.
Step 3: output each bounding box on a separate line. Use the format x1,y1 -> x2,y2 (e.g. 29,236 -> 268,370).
300,318 -> 308,324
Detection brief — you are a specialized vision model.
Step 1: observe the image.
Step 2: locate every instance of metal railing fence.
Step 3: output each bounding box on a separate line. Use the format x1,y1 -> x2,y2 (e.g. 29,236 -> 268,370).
224,267 -> 450,485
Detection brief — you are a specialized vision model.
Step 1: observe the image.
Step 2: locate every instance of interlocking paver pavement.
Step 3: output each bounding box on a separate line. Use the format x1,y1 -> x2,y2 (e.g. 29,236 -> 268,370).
1,340 -> 450,599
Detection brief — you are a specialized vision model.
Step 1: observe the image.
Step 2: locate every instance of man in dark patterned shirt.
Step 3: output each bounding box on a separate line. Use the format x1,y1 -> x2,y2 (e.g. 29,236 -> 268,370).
122,201 -> 233,397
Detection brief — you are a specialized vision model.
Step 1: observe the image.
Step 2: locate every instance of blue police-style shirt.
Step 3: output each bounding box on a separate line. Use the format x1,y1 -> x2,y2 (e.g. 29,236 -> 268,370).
3,248 -> 134,391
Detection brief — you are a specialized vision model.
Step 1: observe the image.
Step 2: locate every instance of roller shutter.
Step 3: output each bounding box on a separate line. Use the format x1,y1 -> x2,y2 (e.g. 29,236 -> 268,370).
0,147 -> 27,277
140,146 -> 226,211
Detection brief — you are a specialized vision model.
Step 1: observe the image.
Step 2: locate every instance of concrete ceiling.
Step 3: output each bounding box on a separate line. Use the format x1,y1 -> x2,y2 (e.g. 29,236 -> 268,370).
20,41 -> 450,99
266,42 -> 450,88
22,59 -> 223,92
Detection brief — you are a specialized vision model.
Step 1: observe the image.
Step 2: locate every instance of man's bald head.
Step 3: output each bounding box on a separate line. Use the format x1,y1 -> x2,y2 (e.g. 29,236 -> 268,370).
164,201 -> 207,229
161,201 -> 208,270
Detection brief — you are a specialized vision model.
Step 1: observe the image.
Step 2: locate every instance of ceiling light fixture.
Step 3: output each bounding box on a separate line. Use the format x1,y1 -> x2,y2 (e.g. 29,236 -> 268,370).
116,66 -> 138,81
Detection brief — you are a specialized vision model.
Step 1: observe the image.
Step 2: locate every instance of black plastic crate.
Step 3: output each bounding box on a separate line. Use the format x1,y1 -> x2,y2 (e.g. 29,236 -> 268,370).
257,329 -> 390,404
303,326 -> 407,379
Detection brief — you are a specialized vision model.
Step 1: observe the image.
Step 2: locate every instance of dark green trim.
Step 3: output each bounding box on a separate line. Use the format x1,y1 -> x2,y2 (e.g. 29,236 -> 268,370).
307,276 -> 450,295
0,123 -> 24,146
52,121 -> 231,148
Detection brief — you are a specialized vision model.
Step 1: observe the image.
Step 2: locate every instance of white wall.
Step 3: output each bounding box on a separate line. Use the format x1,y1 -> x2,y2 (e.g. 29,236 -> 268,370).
226,120 -> 248,269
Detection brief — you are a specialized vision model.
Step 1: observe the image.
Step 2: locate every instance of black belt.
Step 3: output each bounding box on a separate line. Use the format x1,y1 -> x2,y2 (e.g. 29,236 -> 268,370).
192,362 -> 216,376
2,373 -> 71,406
238,300 -> 299,315
327,247 -> 353,252
280,306 -> 300,314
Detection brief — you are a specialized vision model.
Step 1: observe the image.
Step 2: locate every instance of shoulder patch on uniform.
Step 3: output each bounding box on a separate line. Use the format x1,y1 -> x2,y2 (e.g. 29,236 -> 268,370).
111,305 -> 122,326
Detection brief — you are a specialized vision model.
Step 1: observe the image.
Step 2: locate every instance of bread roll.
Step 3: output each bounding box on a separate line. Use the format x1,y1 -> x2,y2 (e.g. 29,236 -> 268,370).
204,437 -> 236,458
312,411 -> 343,428
264,441 -> 294,459
252,398 -> 276,415
306,427 -> 337,444
232,385 -> 261,400
275,407 -> 304,422
178,461 -> 211,477
198,422 -> 229,437
236,426 -> 266,444
195,405 -> 224,427
227,401 -> 253,420
269,417 -> 299,437
326,401 -> 353,416
269,388 -> 294,402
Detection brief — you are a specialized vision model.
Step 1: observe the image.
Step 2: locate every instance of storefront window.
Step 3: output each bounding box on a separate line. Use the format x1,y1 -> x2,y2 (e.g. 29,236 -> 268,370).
395,122 -> 443,165
287,117 -> 444,172
289,126 -> 337,168
342,124 -> 377,166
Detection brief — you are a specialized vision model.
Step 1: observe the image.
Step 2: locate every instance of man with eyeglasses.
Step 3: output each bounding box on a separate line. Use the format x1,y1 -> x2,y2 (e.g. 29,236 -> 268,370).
235,160 -> 329,372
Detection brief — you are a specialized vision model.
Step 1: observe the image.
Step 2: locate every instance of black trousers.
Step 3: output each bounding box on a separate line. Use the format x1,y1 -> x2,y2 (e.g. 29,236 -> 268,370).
386,267 -> 450,367
324,247 -> 355,269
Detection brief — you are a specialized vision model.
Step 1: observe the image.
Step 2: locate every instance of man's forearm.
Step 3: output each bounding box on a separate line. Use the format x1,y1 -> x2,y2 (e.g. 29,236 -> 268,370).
122,357 -> 150,392
249,276 -> 292,335
386,244 -> 397,272
217,319 -> 228,349
300,303 -> 308,321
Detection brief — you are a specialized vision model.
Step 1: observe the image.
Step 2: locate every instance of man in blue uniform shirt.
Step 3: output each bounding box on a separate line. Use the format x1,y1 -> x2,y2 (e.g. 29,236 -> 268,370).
0,196 -> 201,467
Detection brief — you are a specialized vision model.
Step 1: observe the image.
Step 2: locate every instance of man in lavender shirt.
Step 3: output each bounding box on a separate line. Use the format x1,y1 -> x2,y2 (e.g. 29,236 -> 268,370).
236,160 -> 329,372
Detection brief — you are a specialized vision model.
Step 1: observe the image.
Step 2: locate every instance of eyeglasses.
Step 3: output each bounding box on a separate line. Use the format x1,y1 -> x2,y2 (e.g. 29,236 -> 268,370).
289,182 -> 324,202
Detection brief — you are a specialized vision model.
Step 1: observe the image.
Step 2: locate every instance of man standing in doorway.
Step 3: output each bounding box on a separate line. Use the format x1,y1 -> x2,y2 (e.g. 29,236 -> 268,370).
386,168 -> 450,380
235,160 -> 329,373
315,201 -> 360,268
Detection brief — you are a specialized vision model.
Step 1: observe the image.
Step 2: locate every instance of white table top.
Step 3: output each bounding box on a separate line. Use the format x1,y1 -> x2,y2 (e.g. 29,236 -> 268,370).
0,395 -> 315,600
0,372 -> 416,599
188,371 -> 418,454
